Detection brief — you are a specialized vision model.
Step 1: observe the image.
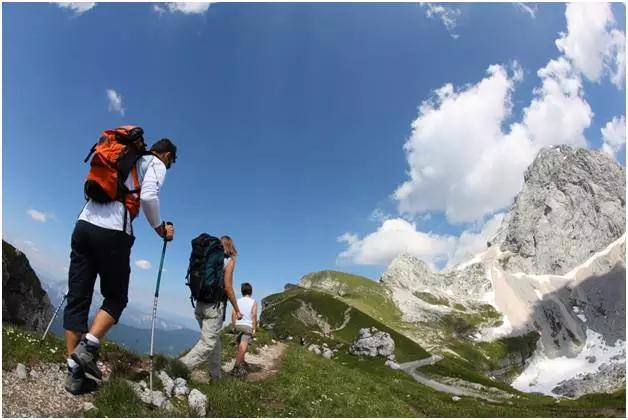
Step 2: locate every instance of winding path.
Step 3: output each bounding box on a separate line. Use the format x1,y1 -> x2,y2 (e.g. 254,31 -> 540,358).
398,355 -> 500,401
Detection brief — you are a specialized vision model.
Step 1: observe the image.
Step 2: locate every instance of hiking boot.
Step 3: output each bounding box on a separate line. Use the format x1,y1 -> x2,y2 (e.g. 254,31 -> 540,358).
230,365 -> 247,379
71,339 -> 102,380
64,366 -> 98,395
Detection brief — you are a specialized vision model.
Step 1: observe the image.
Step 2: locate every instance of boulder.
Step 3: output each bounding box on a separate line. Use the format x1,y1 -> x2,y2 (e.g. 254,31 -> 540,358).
151,391 -> 172,411
188,389 -> 208,417
158,371 -> 175,397
174,377 -> 189,396
308,344 -> 321,355
349,327 -> 395,358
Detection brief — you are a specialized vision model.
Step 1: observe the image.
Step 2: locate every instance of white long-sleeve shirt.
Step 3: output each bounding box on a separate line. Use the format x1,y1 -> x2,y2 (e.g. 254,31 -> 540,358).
79,155 -> 167,235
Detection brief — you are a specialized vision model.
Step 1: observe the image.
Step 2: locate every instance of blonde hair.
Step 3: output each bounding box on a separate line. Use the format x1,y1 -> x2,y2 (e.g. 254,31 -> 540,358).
221,235 -> 238,258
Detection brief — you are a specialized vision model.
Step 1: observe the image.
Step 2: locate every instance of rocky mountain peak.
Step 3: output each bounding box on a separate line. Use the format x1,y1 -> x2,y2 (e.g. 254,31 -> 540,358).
379,253 -> 433,290
491,145 -> 625,275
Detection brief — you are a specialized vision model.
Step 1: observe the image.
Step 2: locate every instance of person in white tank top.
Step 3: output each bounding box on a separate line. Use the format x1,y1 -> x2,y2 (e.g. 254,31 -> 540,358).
230,282 -> 257,377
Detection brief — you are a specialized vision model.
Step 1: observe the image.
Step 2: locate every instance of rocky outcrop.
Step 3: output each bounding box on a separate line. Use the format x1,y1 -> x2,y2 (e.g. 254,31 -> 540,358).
307,342 -> 338,359
552,362 -> 626,398
349,328 -> 395,358
490,146 -> 625,275
379,254 -> 492,323
2,241 -> 53,331
299,271 -> 349,297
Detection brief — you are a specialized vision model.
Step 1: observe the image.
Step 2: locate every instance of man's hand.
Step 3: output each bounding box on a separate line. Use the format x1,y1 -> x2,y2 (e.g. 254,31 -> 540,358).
235,311 -> 243,320
155,222 -> 175,241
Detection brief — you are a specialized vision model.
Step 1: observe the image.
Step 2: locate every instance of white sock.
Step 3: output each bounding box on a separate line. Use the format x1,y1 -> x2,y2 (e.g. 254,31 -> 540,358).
67,358 -> 79,369
85,333 -> 100,346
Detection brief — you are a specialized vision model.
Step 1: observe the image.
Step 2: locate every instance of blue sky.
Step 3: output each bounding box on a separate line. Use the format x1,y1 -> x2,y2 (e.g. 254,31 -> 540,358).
3,2 -> 625,322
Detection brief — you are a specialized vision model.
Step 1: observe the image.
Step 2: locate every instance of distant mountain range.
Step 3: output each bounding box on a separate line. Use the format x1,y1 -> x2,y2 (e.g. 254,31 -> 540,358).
47,316 -> 199,357
40,275 -> 198,331
40,274 -> 201,356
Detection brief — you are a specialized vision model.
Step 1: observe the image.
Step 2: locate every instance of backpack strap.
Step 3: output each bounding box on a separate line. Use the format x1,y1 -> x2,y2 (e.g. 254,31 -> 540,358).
83,143 -> 97,163
122,164 -> 142,235
130,163 -> 140,193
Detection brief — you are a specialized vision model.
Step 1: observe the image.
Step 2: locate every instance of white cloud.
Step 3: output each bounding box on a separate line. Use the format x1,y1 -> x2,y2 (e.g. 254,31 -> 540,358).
521,57 -> 592,148
393,44 -> 594,225
337,213 -> 505,269
135,260 -> 152,270
27,209 -> 50,223
393,62 -> 538,223
106,89 -> 125,116
56,3 -> 96,15
514,3 -> 537,19
601,115 -> 626,159
420,3 -> 462,39
337,218 -> 456,268
154,2 -> 211,15
555,3 -> 625,88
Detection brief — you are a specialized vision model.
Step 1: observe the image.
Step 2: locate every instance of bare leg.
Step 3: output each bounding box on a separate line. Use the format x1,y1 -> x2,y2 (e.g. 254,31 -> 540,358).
65,330 -> 82,355
235,340 -> 249,366
89,309 -> 116,340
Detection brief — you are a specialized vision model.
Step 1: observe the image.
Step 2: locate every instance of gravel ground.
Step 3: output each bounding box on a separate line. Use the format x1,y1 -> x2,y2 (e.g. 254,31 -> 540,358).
2,362 -> 111,418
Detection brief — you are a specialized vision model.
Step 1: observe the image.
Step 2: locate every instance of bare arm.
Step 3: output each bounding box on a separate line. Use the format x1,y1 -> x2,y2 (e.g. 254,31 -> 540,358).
231,307 -> 236,330
252,301 -> 258,335
224,258 -> 242,319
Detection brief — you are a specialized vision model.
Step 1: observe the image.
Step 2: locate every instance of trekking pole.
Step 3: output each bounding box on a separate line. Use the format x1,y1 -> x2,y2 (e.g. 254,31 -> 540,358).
150,222 -> 172,393
42,289 -> 68,341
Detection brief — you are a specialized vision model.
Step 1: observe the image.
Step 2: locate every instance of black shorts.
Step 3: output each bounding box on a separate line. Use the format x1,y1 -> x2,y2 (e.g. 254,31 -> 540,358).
63,220 -> 135,332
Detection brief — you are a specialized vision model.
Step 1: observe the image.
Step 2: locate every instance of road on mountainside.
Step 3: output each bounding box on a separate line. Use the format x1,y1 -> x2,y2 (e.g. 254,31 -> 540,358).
398,355 -> 500,401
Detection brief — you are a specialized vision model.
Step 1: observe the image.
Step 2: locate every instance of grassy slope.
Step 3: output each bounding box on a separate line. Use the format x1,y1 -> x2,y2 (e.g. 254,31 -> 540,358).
3,325 -> 624,417
291,270 -> 544,383
262,287 -> 430,362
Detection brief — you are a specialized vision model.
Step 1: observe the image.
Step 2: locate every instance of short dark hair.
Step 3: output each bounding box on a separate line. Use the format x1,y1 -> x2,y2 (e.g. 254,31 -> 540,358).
241,282 -> 252,296
150,138 -> 177,163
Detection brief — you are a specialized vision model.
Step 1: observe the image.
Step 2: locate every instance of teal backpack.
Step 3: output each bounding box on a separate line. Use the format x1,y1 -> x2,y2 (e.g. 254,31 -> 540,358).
185,233 -> 225,307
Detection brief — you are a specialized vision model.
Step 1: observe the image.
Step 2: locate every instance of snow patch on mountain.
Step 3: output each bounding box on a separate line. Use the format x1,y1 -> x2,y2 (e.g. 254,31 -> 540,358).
512,330 -> 625,396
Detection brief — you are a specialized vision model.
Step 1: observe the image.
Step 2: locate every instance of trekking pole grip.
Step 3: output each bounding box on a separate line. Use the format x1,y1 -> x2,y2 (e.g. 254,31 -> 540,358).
163,221 -> 173,243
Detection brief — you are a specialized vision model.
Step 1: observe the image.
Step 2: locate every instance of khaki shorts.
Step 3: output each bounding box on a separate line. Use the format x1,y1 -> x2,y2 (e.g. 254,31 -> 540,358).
235,324 -> 253,344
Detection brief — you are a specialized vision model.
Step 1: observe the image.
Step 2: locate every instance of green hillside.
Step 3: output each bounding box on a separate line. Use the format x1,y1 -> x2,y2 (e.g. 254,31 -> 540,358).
284,270 -> 539,381
261,286 -> 430,362
3,324 -> 624,417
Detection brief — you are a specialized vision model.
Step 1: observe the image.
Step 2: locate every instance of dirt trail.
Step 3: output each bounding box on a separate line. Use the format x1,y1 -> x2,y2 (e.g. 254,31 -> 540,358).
222,342 -> 288,381
2,361 -> 111,417
332,307 -> 353,332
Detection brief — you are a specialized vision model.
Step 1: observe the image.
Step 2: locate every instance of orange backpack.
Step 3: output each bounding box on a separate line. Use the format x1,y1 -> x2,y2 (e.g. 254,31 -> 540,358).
83,126 -> 148,226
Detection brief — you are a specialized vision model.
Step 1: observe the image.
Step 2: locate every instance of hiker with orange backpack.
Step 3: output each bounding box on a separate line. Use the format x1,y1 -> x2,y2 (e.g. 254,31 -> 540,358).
63,126 -> 177,395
